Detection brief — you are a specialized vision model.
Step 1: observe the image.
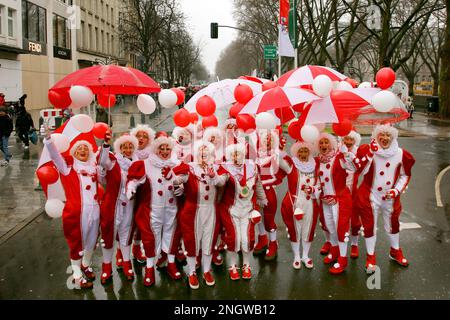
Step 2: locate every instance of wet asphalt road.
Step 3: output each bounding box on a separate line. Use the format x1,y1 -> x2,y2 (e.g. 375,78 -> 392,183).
0,134 -> 449,300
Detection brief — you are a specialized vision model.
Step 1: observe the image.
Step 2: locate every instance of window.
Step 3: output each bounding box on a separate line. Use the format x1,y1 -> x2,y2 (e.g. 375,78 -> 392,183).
8,9 -> 15,37
22,1 -> 46,43
88,24 -> 93,50
0,6 -> 3,35
81,20 -> 85,48
95,27 -> 99,51
53,14 -> 71,49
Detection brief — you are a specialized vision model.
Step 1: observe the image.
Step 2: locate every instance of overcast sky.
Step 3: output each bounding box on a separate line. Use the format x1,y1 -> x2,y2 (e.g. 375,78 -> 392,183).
180,0 -> 237,76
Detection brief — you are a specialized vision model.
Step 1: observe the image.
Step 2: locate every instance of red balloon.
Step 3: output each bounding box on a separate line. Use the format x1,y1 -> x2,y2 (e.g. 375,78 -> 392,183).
97,94 -> 116,108
48,90 -> 72,109
262,81 -> 277,91
171,88 -> 185,105
189,113 -> 199,124
173,108 -> 191,127
229,102 -> 244,118
288,120 -> 302,140
234,84 -> 253,104
376,67 -> 396,90
196,95 -> 216,117
202,115 -> 218,128
36,165 -> 59,185
332,120 -> 353,137
93,122 -> 109,139
236,114 -> 256,132
345,78 -> 358,88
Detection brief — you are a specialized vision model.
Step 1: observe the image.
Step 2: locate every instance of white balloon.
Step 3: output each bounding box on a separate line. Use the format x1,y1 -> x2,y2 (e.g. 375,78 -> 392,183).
336,81 -> 353,91
45,199 -> 65,218
301,125 -> 320,143
158,89 -> 178,109
312,75 -> 333,97
71,114 -> 94,133
358,82 -> 373,89
137,94 -> 156,114
255,112 -> 277,130
314,123 -> 326,132
371,90 -> 398,113
332,81 -> 340,90
69,86 -> 94,108
51,133 -> 70,153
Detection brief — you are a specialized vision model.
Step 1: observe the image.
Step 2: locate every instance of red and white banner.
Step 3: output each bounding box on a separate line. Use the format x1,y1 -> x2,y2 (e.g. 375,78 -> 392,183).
279,0 -> 295,57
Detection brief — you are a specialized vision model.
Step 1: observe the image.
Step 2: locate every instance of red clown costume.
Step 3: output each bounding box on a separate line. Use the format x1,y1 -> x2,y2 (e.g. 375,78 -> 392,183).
126,134 -> 182,286
316,132 -> 356,275
215,144 -> 268,280
97,134 -> 139,284
354,125 -> 415,273
127,124 -> 156,264
340,130 -> 363,259
253,129 -> 284,260
172,142 -> 221,289
280,141 -> 321,269
44,136 -> 101,289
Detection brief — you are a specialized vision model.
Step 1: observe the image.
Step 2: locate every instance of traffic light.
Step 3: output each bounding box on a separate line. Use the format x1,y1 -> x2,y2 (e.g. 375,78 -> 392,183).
211,23 -> 218,39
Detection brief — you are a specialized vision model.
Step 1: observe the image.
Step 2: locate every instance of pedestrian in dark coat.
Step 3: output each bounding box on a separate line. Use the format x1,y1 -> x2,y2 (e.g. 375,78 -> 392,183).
15,107 -> 35,148
0,106 -> 13,166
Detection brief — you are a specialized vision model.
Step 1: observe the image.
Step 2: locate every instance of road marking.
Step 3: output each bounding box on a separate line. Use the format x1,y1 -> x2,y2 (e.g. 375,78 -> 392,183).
399,222 -> 421,230
435,165 -> 450,207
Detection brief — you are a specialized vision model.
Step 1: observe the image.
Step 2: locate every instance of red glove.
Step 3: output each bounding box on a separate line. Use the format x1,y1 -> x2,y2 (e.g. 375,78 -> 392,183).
301,185 -> 314,195
321,195 -> 337,206
385,189 -> 399,200
207,166 -> 216,178
161,166 -> 173,180
369,139 -> 379,154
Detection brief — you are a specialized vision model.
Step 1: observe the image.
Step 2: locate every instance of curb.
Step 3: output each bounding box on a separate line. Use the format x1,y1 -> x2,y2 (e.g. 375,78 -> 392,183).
0,209 -> 44,246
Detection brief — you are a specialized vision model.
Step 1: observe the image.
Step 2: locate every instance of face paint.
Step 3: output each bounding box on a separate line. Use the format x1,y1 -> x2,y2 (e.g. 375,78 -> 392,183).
136,131 -> 150,150
120,142 -> 135,158
158,144 -> 172,160
297,147 -> 310,162
74,144 -> 90,162
377,132 -> 392,149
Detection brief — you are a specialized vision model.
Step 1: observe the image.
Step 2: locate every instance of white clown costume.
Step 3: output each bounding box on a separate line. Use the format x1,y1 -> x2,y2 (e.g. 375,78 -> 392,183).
126,135 -> 182,286
98,134 -> 139,284
280,141 -> 321,269
354,125 -> 415,273
215,144 -> 268,280
44,137 -> 102,289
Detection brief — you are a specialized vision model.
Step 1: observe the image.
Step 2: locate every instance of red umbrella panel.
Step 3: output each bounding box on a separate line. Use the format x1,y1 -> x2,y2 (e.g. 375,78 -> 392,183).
49,65 -> 161,96
277,65 -> 347,88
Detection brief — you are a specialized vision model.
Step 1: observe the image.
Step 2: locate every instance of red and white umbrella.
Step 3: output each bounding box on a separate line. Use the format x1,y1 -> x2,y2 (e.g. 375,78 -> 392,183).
238,75 -> 271,84
239,86 -> 321,124
299,88 -> 409,126
277,65 -> 347,88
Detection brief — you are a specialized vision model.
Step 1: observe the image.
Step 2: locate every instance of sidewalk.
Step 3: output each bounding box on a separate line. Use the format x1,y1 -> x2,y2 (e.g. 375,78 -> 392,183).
0,102 -> 176,242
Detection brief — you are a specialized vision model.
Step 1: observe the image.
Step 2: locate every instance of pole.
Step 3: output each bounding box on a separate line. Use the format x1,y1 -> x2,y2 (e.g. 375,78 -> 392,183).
278,55 -> 282,78
295,48 -> 298,69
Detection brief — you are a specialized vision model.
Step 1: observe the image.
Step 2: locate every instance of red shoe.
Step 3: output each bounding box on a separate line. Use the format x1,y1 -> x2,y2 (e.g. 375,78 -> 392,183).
203,271 -> 215,286
73,276 -> 93,289
389,247 -> 409,267
323,246 -> 339,264
365,254 -> 377,274
81,264 -> 96,281
156,251 -> 168,268
350,245 -> 359,259
176,249 -> 186,263
242,264 -> 252,280
229,265 -> 240,280
212,250 -> 223,266
123,261 -> 135,281
253,234 -> 268,255
143,267 -> 155,287
101,263 -> 113,284
329,256 -> 348,275
264,240 -> 278,261
116,249 -> 124,269
167,262 -> 182,280
320,241 -> 332,255
188,273 -> 199,289
132,244 -> 146,263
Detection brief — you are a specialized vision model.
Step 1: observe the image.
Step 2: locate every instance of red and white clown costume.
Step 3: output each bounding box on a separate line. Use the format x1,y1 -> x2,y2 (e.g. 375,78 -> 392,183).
98,134 -> 139,284
126,135 -> 182,286
280,141 -> 321,269
172,126 -> 194,163
340,130 -> 363,259
354,125 -> 415,273
128,124 -> 156,264
215,144 -> 268,280
172,142 -> 221,289
44,137 -> 101,289
316,132 -> 356,275
253,129 -> 284,260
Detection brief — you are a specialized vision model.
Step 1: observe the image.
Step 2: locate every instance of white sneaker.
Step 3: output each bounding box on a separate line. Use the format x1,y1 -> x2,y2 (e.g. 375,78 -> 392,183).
302,258 -> 314,269
0,160 -> 9,167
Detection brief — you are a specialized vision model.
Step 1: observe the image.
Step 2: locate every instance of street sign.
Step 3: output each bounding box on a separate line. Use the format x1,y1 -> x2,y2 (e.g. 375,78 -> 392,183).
264,45 -> 278,60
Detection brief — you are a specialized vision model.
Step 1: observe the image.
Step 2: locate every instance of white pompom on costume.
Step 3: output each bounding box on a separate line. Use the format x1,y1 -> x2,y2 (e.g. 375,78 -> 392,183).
130,124 -> 156,142
371,124 -> 399,141
113,134 -> 139,155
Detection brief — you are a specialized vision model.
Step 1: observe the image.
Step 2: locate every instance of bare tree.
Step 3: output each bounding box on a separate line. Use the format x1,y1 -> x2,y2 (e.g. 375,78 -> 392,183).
439,0 -> 450,118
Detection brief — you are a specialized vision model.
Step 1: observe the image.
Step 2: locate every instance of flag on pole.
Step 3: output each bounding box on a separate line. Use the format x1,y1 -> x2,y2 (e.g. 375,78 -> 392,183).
279,0 -> 295,57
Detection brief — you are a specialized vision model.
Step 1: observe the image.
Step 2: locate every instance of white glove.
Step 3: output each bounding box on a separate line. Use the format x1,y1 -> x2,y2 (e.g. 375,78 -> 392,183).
126,188 -> 135,200
173,184 -> 185,197
257,199 -> 268,208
